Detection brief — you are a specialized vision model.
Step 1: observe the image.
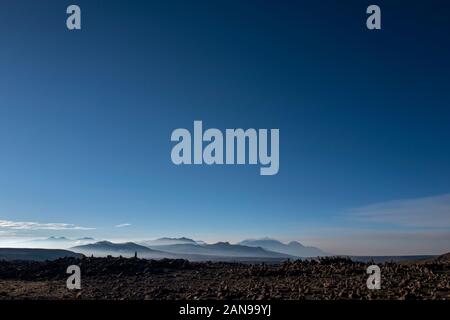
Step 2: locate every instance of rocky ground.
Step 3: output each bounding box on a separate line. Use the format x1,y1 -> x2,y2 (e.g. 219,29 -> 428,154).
0,256 -> 448,300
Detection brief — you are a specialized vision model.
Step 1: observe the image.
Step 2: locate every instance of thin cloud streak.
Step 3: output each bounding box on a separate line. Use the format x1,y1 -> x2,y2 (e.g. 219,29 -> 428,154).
348,193 -> 450,228
0,219 -> 95,230
0,231 -> 17,237
115,223 -> 132,228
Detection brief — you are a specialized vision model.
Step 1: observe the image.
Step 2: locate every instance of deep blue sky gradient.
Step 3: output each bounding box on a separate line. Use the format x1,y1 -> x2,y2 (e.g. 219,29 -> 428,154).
0,1 -> 449,253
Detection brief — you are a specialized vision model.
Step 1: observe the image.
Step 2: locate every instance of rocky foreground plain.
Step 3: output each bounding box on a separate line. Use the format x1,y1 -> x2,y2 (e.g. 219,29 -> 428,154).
0,255 -> 448,300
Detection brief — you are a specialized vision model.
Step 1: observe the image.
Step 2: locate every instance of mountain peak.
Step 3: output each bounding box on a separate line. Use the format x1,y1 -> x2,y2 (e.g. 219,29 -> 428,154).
239,238 -> 327,257
287,241 -> 305,248
95,241 -> 113,245
139,237 -> 200,247
47,236 -> 69,241
212,241 -> 231,246
157,237 -> 196,243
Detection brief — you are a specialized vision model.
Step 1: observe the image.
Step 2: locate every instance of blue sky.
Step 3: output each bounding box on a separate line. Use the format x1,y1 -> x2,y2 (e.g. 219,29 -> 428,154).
0,0 -> 449,255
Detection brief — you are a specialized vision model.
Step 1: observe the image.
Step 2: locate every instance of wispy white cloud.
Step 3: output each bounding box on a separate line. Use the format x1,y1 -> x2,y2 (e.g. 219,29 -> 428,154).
115,223 -> 132,228
349,193 -> 450,228
0,219 -> 94,230
0,231 -> 16,237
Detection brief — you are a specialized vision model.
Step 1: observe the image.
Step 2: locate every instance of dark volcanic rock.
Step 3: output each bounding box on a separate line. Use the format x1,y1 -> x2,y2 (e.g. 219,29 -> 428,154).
0,255 -> 448,300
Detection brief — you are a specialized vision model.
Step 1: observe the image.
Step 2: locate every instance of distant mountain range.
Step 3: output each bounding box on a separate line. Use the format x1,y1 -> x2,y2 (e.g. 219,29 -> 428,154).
71,240 -> 296,261
1,236 -> 329,261
0,248 -> 83,261
71,241 -> 179,259
239,238 -> 328,257
18,236 -> 97,249
138,237 -> 200,247
142,241 -> 293,258
0,237 -> 445,263
138,237 -> 327,258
